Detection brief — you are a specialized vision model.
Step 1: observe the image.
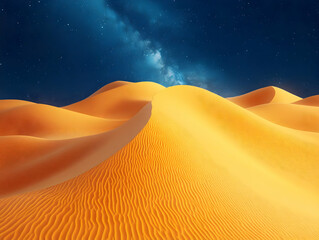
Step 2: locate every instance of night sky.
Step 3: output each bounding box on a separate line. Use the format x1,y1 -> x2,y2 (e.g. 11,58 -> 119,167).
0,0 -> 318,106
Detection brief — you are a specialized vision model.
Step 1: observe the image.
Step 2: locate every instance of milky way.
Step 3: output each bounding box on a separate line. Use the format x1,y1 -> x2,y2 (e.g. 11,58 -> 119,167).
0,0 -> 318,105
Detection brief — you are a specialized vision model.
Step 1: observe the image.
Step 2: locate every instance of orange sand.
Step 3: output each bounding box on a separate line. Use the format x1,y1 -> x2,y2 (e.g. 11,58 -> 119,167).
228,86 -> 301,108
294,95 -> 319,107
0,82 -> 318,239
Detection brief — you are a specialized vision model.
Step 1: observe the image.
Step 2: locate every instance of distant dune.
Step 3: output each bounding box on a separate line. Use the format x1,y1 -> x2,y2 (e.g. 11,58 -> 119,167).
63,81 -> 164,119
228,86 -> 301,108
0,82 -> 319,239
294,95 -> 319,107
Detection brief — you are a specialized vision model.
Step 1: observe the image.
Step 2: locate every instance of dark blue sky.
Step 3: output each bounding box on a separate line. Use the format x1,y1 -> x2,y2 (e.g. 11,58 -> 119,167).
0,0 -> 318,105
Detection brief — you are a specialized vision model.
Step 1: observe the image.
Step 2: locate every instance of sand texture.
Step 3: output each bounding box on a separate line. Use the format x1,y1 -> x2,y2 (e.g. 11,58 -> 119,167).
0,82 -> 318,239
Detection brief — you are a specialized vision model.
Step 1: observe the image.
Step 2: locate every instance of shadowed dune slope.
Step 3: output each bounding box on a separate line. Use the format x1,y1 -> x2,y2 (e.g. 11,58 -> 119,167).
0,103 -> 125,139
0,81 -> 162,140
64,81 -> 164,118
0,82 -> 159,197
0,84 -> 318,239
0,104 -> 151,197
228,86 -> 301,108
294,95 -> 319,107
89,80 -> 131,97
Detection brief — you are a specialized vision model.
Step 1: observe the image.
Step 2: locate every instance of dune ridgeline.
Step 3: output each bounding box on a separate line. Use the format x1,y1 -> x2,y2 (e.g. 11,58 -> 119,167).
0,81 -> 319,239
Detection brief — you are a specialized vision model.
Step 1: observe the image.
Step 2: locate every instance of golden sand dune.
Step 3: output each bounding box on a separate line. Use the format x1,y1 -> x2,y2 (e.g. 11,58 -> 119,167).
0,82 -> 156,197
0,104 -> 150,197
0,103 -> 124,139
89,80 -> 131,97
0,82 -> 318,239
294,95 -> 319,107
64,81 -> 164,118
248,103 -> 319,132
0,99 -> 34,112
228,86 -> 301,108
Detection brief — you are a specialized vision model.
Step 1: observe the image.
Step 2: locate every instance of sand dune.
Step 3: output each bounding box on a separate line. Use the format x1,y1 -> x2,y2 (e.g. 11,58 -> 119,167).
294,95 -> 319,107
248,103 -> 319,132
0,82 -> 156,197
0,104 -> 151,197
64,81 -> 164,118
0,99 -> 34,112
228,86 -> 301,108
0,82 -> 318,239
89,80 -> 131,97
0,103 -> 124,139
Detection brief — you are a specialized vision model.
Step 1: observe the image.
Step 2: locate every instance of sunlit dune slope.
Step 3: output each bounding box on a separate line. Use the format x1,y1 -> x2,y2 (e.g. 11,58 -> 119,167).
89,80 -> 131,97
0,104 -> 151,197
230,87 -> 319,132
0,83 -> 319,239
248,103 -> 319,132
0,82 -> 158,197
64,81 -> 164,118
0,99 -> 34,112
294,95 -> 319,107
0,103 -> 125,139
228,86 -> 301,108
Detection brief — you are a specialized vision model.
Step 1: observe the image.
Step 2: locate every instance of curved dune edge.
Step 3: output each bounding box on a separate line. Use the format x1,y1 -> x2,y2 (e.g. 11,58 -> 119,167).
0,103 -> 126,139
0,103 -> 152,198
293,95 -> 319,107
228,86 -> 301,108
0,83 -> 319,239
63,81 -> 164,119
248,103 -> 319,132
89,80 -> 131,97
0,99 -> 35,113
0,81 -> 164,197
0,82 -> 164,140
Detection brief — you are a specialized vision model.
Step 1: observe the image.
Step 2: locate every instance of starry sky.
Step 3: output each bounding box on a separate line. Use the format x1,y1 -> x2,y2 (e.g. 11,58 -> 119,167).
0,0 -> 318,106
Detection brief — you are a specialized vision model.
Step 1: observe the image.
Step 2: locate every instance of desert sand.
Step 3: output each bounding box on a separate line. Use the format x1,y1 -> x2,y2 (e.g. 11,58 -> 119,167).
294,95 -> 319,107
228,86 -> 301,108
0,82 -> 318,239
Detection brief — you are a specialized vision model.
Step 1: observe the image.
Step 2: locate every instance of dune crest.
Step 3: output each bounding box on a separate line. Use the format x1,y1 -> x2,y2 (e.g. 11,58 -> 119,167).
89,80 -> 131,97
228,86 -> 301,108
0,99 -> 34,112
294,95 -> 319,107
0,103 -> 125,139
0,82 -> 157,197
0,82 -> 318,239
64,81 -> 164,118
248,103 -> 319,132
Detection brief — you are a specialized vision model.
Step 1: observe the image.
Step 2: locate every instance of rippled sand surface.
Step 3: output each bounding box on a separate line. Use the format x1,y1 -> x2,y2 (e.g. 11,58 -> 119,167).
0,82 -> 318,239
